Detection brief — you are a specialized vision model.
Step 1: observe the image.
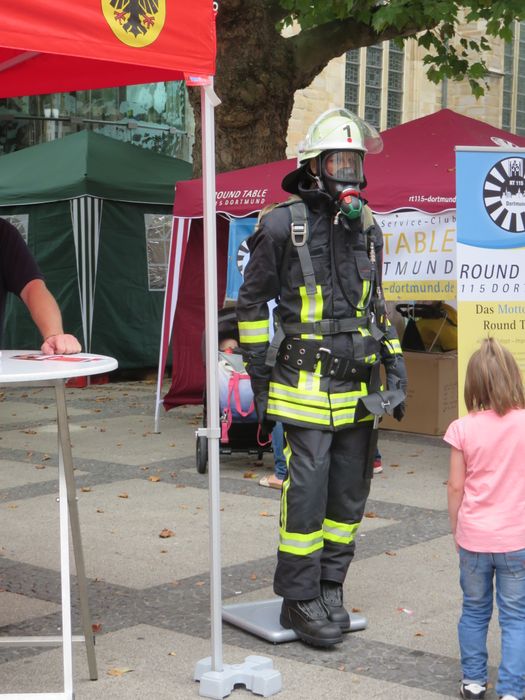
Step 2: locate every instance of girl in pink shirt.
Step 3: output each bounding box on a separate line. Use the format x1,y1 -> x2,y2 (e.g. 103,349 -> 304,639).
444,338 -> 525,700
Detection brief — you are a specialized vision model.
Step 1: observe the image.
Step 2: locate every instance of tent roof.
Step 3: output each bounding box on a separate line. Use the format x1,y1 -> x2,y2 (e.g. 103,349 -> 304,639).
366,109 -> 525,212
174,109 -> 525,218
0,2 -> 215,97
174,158 -> 295,218
0,131 -> 192,206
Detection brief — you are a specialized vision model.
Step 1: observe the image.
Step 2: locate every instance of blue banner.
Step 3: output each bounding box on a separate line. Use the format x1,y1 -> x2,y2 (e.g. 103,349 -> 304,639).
225,217 -> 257,301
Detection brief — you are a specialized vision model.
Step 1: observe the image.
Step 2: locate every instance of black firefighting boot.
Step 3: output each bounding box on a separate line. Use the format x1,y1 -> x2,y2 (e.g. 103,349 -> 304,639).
321,580 -> 351,633
280,596 -> 343,647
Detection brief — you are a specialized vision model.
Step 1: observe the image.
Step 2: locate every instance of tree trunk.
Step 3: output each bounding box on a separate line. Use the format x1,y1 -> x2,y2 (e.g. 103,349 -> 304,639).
190,0 -> 297,175
189,0 -> 431,175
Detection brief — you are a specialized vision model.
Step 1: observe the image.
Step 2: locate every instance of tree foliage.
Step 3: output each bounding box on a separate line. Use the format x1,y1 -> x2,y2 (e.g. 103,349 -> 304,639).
191,0 -> 524,172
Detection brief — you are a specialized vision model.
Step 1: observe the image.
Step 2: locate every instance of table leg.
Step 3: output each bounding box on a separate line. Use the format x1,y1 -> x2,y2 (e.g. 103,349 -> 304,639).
54,381 -> 98,681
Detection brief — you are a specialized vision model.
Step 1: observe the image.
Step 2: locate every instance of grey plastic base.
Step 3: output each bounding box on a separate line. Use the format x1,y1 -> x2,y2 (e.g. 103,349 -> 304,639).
222,597 -> 367,644
194,655 -> 282,698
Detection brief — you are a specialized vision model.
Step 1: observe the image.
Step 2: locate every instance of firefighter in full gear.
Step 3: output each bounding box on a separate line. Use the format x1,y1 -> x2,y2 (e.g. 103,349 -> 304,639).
237,108 -> 407,648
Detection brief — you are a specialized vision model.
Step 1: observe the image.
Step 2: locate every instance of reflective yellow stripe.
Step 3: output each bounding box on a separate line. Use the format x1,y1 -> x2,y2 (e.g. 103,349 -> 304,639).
270,382 -> 329,408
298,367 -> 321,395
238,320 -> 270,344
268,400 -> 331,425
323,518 -> 360,544
329,390 -> 362,406
280,439 -> 292,533
299,284 -> 323,340
332,409 -> 356,427
385,338 -> 402,354
279,527 -> 324,555
356,280 -> 370,318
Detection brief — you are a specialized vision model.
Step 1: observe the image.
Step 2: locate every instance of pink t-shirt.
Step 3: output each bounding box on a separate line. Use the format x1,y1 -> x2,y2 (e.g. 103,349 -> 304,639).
444,409 -> 525,552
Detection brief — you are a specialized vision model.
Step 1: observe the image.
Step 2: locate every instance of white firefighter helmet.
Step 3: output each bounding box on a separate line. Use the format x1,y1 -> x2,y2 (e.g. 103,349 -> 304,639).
297,108 -> 383,163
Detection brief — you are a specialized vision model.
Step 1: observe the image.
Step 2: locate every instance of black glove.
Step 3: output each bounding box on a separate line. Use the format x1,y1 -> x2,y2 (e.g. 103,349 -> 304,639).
252,384 -> 275,442
393,401 -> 406,422
386,369 -> 408,422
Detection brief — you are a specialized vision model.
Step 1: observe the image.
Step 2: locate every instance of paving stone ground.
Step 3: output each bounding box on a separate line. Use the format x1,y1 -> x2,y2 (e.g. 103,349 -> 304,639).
0,380 -> 502,698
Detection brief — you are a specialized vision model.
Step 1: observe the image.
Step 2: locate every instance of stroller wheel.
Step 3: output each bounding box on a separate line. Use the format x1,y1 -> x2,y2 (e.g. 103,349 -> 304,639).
196,435 -> 208,474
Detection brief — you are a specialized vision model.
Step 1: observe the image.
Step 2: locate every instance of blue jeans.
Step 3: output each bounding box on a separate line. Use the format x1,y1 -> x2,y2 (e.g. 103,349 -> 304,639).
458,547 -> 525,698
271,422 -> 287,480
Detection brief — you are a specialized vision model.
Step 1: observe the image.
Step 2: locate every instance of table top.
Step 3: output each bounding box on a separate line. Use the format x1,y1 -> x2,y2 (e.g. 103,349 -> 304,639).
0,350 -> 118,383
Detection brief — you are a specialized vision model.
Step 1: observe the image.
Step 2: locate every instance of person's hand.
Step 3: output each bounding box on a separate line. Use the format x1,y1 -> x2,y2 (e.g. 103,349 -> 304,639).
41,334 -> 82,355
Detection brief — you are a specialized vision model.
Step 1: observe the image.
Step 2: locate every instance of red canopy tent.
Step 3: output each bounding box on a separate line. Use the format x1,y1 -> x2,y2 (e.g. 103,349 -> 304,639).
0,2 -> 247,694
0,2 -> 215,95
159,109 -> 525,414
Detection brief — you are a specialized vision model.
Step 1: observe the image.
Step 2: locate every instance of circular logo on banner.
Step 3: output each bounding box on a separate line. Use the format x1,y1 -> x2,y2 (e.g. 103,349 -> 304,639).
101,0 -> 166,47
237,239 -> 251,278
483,157 -> 525,232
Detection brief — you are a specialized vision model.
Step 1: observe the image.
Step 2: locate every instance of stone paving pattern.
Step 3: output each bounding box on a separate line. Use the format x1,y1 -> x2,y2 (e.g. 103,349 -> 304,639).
0,381 -> 503,698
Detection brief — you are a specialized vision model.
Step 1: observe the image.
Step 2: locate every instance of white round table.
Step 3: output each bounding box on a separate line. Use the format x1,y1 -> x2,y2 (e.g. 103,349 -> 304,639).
0,350 -> 117,383
0,351 -> 117,699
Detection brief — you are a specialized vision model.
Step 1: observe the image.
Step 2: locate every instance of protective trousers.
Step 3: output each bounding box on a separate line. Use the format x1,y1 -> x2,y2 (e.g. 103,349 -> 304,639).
274,423 -> 374,601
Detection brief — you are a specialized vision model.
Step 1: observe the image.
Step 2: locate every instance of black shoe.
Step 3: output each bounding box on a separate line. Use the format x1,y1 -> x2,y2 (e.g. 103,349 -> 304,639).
280,597 -> 343,647
321,580 -> 350,632
460,682 -> 486,699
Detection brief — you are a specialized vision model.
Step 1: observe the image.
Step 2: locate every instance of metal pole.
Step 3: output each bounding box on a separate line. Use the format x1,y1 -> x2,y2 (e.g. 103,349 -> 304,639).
201,81 -> 222,673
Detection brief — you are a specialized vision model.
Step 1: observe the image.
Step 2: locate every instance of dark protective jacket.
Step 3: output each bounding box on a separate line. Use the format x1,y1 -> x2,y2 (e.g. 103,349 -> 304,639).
236,183 -> 407,430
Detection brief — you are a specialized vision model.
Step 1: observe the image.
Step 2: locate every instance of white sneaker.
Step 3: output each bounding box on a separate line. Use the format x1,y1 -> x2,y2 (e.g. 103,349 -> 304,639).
500,695 -> 521,700
460,681 -> 486,699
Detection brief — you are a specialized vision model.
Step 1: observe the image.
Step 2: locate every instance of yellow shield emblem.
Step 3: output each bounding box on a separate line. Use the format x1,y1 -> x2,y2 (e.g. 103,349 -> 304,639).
102,0 -> 166,48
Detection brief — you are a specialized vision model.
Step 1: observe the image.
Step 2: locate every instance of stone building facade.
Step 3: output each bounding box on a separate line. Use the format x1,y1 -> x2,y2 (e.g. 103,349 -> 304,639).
286,21 -> 517,157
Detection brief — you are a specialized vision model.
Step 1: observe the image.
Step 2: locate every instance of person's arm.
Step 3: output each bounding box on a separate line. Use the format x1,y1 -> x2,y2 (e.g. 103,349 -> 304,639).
20,279 -> 81,355
447,446 -> 466,547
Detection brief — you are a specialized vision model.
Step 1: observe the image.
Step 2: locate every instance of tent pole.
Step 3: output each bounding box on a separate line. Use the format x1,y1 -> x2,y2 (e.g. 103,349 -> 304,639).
200,81 -> 223,673
194,82 -> 282,699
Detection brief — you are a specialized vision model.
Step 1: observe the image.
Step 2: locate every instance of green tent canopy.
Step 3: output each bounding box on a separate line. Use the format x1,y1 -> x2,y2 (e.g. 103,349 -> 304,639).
1,131 -> 192,368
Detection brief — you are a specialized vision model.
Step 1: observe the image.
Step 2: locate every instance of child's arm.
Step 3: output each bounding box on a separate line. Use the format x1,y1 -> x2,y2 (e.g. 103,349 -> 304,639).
447,446 -> 466,547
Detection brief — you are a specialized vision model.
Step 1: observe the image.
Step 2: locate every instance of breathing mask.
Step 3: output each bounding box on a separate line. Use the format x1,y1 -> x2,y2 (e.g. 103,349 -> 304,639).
318,150 -> 364,219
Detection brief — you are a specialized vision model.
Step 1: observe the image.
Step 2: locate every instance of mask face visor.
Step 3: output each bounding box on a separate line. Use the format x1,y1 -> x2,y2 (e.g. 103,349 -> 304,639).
321,150 -> 363,186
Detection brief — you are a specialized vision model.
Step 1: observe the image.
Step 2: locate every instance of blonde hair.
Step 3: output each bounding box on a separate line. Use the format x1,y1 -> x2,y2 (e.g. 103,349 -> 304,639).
464,337 -> 525,415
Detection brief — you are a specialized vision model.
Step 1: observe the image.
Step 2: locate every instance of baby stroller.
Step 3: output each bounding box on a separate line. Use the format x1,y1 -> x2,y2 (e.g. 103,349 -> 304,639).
195,307 -> 271,473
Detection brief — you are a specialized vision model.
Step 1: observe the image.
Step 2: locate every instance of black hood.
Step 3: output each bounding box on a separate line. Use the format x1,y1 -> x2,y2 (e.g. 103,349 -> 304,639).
281,164 -> 311,194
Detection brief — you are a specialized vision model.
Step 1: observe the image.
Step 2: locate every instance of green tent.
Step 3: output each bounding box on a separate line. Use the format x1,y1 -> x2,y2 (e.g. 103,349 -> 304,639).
1,131 -> 192,368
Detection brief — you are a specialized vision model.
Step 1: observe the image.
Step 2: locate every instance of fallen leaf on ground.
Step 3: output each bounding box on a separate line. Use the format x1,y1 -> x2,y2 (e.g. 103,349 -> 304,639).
148,476 -> 161,482
414,632 -> 424,636
389,463 -> 400,468
338,665 -> 345,671
364,511 -> 377,518
35,464 -> 45,470
385,551 -> 397,556
92,623 -> 102,633
96,508 -> 104,513
118,493 -> 129,499
159,528 -> 175,538
42,454 -> 50,461
259,511 -> 272,517
243,471 -> 258,479
168,651 -> 177,656
7,504 -> 18,509
195,581 -> 205,587
351,607 -> 361,613
107,667 -> 134,677
81,487 -> 92,492
22,429 -> 37,435
250,574 -> 257,580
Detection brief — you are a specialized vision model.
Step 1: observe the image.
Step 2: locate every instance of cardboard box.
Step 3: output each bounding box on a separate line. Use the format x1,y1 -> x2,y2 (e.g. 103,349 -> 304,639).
380,351 -> 458,436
